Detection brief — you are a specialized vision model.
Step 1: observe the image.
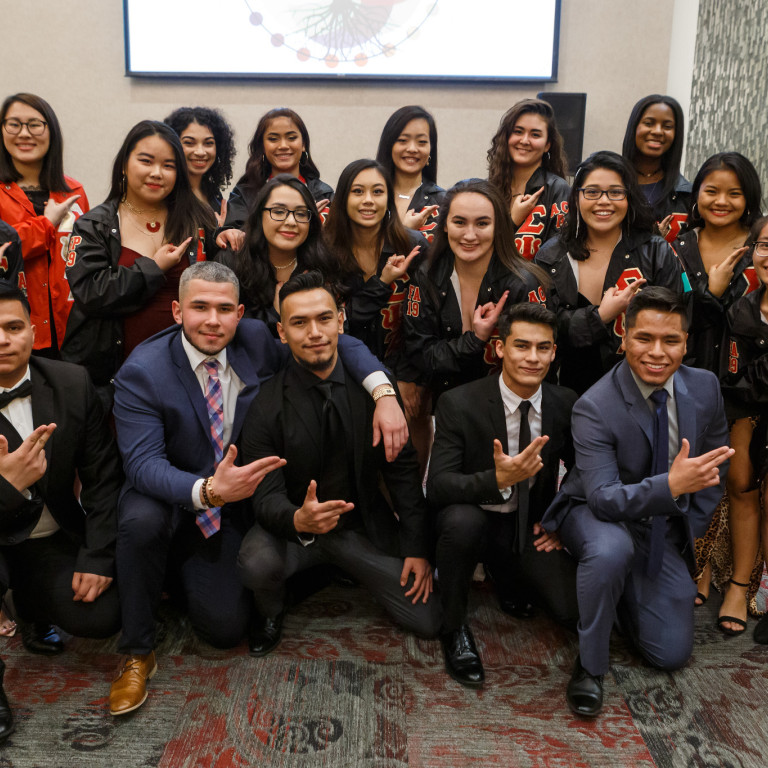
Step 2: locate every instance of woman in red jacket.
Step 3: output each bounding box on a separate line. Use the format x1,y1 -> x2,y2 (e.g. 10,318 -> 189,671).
0,93 -> 87,355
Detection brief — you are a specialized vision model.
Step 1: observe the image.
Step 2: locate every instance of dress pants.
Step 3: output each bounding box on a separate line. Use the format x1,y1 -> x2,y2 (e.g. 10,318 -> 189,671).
435,503 -> 579,632
558,503 -> 696,676
0,530 -> 120,638
238,522 -> 442,639
116,489 -> 251,654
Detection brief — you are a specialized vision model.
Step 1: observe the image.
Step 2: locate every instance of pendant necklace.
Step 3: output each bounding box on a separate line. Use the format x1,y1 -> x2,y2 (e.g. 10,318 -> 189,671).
122,198 -> 163,233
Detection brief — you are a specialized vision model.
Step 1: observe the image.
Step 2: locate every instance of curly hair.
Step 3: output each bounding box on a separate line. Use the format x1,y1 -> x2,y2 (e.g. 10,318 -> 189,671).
164,106 -> 236,201
487,99 -> 567,206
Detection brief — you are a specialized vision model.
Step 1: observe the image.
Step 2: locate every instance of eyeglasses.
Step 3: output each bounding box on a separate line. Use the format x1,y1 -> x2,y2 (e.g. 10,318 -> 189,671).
752,241 -> 768,257
2,118 -> 48,136
578,187 -> 628,201
263,206 -> 312,223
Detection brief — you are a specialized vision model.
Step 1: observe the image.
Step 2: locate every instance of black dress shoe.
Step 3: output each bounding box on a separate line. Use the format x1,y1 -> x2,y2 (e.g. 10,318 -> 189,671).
0,660 -> 15,742
249,612 -> 284,657
754,614 -> 768,644
566,656 -> 603,717
440,625 -> 484,688
498,595 -> 537,620
20,622 -> 64,655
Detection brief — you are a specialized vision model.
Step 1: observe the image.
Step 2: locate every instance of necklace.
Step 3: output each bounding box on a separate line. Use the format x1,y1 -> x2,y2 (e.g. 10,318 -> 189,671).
638,167 -> 663,179
272,257 -> 297,271
121,198 -> 163,233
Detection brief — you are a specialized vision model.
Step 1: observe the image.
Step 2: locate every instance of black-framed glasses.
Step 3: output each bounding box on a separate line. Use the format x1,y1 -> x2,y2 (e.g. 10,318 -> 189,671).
752,241 -> 768,257
578,187 -> 628,201
263,205 -> 312,223
1,118 -> 48,136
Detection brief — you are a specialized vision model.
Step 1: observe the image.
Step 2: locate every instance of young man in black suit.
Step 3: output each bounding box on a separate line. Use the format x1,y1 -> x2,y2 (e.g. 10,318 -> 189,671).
238,271 -> 441,653
427,302 -> 578,687
0,285 -> 121,741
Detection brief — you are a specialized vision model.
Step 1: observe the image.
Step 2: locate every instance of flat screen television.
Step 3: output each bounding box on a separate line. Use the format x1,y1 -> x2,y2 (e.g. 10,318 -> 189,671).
123,0 -> 561,82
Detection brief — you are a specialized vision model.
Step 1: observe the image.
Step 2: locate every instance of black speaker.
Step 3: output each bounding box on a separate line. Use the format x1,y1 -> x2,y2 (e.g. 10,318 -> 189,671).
537,92 -> 586,176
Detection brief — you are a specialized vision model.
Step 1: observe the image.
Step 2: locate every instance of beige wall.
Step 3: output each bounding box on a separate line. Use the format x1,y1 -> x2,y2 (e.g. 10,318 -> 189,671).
1,1 -> 676,204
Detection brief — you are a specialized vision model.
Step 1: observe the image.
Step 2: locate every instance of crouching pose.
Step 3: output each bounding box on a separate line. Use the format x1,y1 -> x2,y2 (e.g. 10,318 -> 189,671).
542,287 -> 731,717
238,271 -> 441,654
427,302 -> 578,687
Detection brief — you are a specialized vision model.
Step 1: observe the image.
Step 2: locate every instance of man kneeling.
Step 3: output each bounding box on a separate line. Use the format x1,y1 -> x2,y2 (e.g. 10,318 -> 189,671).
238,271 -> 441,652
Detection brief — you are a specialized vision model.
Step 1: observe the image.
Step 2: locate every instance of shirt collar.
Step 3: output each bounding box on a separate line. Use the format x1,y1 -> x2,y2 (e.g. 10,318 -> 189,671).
498,374 -> 543,414
290,355 -> 345,389
629,367 -> 675,402
0,365 -> 31,393
181,332 -> 228,374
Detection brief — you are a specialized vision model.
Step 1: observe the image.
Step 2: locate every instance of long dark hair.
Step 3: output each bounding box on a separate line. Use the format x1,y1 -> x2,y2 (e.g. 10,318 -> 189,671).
231,174 -> 330,312
0,93 -> 71,192
164,106 -> 236,202
428,179 -> 548,286
324,159 -> 412,281
560,151 -> 655,261
621,94 -> 685,206
237,108 -> 321,192
487,99 -> 567,206
688,152 -> 762,231
107,120 -> 214,246
376,105 -> 438,185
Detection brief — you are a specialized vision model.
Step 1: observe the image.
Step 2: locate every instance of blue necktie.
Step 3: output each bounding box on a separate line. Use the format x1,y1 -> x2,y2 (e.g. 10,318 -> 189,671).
647,389 -> 669,577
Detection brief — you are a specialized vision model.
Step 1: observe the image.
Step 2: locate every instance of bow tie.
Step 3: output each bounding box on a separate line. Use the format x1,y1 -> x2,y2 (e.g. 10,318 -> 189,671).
0,380 -> 33,409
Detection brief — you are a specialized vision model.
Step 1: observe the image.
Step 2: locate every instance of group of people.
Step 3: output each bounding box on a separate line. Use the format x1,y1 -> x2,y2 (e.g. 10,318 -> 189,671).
0,88 -> 767,740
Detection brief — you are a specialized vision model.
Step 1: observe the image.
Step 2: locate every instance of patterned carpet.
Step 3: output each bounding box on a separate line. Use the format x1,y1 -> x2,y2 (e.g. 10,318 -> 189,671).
1,580 -> 767,767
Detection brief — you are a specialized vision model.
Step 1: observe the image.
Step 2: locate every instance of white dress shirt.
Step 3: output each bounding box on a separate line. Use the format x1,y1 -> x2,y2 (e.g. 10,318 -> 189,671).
481,376 -> 543,513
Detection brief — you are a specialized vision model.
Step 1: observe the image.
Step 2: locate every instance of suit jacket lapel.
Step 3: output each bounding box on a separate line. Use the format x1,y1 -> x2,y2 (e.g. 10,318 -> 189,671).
540,385 -> 554,469
170,333 -> 211,440
29,364 -> 54,496
346,372 -> 369,483
674,371 -> 695,449
229,343 -> 260,441
0,411 -> 23,452
487,378 -> 508,454
616,361 -> 654,447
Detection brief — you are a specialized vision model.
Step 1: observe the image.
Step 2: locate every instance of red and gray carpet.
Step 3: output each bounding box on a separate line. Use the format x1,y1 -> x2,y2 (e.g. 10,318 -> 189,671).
2,579 -> 767,767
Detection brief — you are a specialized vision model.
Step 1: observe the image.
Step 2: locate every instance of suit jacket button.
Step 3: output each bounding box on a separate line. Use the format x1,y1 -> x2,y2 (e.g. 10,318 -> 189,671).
446,326 -> 451,331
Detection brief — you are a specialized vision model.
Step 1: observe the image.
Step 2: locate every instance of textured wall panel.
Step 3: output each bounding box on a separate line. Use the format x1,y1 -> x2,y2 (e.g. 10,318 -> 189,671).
687,0 -> 768,209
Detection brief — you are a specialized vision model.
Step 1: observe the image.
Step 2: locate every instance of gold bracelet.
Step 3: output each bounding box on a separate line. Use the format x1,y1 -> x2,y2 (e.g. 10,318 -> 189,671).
207,478 -> 225,508
372,384 -> 397,401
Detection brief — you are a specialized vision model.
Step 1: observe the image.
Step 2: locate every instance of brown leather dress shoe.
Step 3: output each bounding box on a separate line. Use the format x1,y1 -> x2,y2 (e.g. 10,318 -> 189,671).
109,652 -> 157,716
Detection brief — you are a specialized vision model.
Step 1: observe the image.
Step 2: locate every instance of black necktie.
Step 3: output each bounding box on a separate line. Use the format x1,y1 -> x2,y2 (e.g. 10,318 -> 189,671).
316,380 -> 350,507
0,380 -> 33,409
647,389 -> 669,577
515,400 -> 532,554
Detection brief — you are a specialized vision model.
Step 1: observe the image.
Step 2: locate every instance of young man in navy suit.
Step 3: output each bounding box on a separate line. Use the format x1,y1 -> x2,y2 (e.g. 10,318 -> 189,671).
109,262 -> 407,716
542,287 -> 732,716
427,302 -> 578,687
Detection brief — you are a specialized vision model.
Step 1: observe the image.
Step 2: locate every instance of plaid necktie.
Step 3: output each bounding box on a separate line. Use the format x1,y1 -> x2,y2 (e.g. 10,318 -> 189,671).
197,360 -> 224,537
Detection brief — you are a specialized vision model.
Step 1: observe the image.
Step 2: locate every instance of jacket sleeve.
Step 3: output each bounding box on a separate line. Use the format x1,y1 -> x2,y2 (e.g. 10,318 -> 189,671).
720,304 -> 768,406
0,224 -> 23,286
66,214 -> 166,316
344,275 -> 393,332
403,271 -> 486,378
74,368 -> 122,577
113,360 -> 203,505
222,184 -> 249,232
426,394 -> 503,509
336,331 -> 391,381
240,395 -> 302,541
